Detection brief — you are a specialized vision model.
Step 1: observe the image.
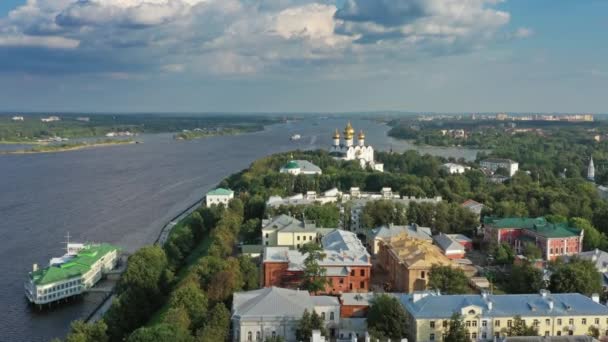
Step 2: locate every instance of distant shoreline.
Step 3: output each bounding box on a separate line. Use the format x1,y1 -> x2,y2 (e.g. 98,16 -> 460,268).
0,140 -> 136,155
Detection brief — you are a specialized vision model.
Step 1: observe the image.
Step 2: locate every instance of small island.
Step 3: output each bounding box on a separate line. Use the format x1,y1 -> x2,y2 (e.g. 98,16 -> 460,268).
2,139 -> 135,155
173,126 -> 261,141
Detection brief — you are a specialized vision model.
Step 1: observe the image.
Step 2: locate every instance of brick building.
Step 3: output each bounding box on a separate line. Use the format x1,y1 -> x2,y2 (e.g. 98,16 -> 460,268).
262,230 -> 371,295
483,217 -> 583,261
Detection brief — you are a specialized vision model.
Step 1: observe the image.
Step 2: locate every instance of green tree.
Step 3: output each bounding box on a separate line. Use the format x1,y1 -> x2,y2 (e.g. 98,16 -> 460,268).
239,255 -> 260,290
428,265 -> 469,294
298,243 -> 329,294
571,217 -> 606,251
444,313 -> 468,342
127,324 -> 193,342
196,303 -> 230,342
504,316 -> 538,336
549,257 -> 602,296
163,307 -> 191,332
588,325 -> 600,339
168,281 -> 208,330
509,262 -> 544,294
522,242 -> 542,260
493,243 -> 515,265
367,294 -> 409,341
295,309 -> 326,341
65,320 -> 108,342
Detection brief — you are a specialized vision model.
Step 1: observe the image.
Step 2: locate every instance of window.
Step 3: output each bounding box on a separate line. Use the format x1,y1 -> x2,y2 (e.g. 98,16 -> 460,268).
466,333 -> 471,340
482,333 -> 487,339
421,271 -> 426,279
545,331 -> 550,337
265,241 -> 268,246
430,321 -> 435,328
330,312 -> 334,321
468,310 -> 476,315
472,321 -> 477,327
545,319 -> 550,326
265,233 -> 269,238
360,269 -> 365,277
507,320 -> 512,328
297,236 -> 300,241
550,248 -> 553,254
321,312 -> 326,320
309,236 -> 313,241
557,319 -> 562,326
533,320 -> 539,327
596,318 -> 600,325
350,270 -> 355,276
443,321 -> 448,328
247,332 -> 252,341
256,331 -> 261,341
482,321 -> 487,327
430,334 -> 435,341
466,321 -> 471,327
339,278 -> 344,284
557,331 -> 562,336
472,333 -> 477,339
582,318 -> 587,325
569,319 -> 574,325
495,320 -> 501,327
349,283 -> 353,290
360,281 -> 365,288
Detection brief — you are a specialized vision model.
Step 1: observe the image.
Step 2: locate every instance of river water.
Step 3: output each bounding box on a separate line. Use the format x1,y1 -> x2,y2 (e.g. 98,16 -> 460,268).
0,117 -> 478,341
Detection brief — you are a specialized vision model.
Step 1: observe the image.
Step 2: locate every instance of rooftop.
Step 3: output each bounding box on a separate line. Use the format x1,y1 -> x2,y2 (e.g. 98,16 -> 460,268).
30,243 -> 119,286
369,224 -> 432,242
281,160 -> 322,173
399,291 -> 608,319
433,234 -> 466,253
383,234 -> 454,269
262,214 -> 328,233
484,217 -> 581,238
206,188 -> 234,196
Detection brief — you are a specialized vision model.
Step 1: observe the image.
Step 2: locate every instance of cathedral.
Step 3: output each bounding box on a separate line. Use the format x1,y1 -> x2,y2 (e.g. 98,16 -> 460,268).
329,122 -> 384,172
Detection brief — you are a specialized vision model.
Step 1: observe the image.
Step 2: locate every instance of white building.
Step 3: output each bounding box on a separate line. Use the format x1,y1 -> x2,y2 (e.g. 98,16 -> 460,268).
41,116 -> 60,122
329,122 -> 383,172
266,188 -> 341,209
480,158 -> 519,177
261,215 -> 334,249
11,116 -> 24,121
25,243 -> 120,305
280,160 -> 322,176
205,188 -> 234,207
441,163 -> 470,174
231,287 -> 341,342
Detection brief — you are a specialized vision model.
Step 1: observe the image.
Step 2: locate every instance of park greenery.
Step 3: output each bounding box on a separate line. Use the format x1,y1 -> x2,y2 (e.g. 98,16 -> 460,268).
4,139 -> 134,154
298,243 -> 330,294
444,313 -> 468,342
295,309 -> 327,341
428,265 -> 470,294
0,114 -> 277,143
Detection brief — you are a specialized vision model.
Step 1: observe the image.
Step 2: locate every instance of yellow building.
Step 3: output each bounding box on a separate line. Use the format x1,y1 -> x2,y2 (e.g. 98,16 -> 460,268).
261,215 -> 333,249
377,234 -> 464,293
398,290 -> 608,342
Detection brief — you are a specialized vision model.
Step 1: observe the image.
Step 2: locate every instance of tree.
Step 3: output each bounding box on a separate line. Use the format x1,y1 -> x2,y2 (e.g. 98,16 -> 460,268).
295,309 -> 326,342
444,313 -> 468,342
367,294 -> 409,341
493,243 -> 515,265
549,257 -> 602,296
504,316 -> 538,336
299,243 -> 329,293
168,281 -> 208,330
65,320 -> 108,342
196,303 -> 230,342
571,217 -> 606,251
428,265 -> 469,294
163,307 -> 191,332
239,255 -> 260,290
509,262 -> 544,294
588,325 -> 600,339
522,242 -> 542,260
127,324 -> 193,342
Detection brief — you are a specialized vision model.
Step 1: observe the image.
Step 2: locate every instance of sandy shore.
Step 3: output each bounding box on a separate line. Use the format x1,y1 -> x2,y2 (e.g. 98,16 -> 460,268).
0,141 -> 136,155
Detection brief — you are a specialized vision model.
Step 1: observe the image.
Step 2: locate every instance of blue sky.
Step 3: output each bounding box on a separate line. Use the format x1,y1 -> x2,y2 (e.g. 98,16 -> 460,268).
0,0 -> 606,113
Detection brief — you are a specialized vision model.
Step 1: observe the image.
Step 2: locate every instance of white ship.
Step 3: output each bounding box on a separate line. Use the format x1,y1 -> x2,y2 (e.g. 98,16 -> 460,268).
290,134 -> 301,141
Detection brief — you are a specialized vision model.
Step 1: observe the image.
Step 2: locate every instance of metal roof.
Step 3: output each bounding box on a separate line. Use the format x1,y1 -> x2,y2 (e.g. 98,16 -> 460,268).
232,287 -> 338,319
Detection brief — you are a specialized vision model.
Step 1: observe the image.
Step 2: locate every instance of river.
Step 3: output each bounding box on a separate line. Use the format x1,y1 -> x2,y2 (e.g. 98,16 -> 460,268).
0,117 -> 478,341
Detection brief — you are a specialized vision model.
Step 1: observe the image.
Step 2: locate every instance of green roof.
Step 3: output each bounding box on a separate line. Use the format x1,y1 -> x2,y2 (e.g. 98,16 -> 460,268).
206,188 -> 234,196
484,217 -> 580,238
283,161 -> 300,169
30,243 -> 120,286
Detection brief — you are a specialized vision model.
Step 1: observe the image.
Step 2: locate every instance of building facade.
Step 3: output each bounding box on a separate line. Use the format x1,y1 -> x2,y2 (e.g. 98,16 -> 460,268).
205,188 -> 234,207
377,234 -> 458,293
480,159 -> 519,177
433,233 -> 467,259
367,224 -> 432,255
231,287 -> 341,342
261,215 -> 333,249
329,122 -> 383,172
442,163 -> 470,174
399,290 -> 608,342
262,230 -> 371,295
483,217 -> 583,261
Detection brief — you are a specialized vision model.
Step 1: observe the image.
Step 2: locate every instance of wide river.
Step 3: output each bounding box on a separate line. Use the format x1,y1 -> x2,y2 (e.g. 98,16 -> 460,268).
0,117 -> 478,341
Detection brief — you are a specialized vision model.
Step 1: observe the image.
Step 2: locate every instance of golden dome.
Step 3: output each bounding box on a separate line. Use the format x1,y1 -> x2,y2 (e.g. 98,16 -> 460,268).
358,130 -> 365,139
344,121 -> 355,138
333,129 -> 340,139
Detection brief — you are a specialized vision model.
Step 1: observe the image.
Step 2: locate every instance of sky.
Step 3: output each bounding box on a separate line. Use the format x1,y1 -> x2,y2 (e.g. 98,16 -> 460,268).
0,0 -> 606,113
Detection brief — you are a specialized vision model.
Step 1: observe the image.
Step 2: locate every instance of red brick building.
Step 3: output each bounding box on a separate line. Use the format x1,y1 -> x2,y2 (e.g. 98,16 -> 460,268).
483,217 -> 583,261
262,230 -> 372,295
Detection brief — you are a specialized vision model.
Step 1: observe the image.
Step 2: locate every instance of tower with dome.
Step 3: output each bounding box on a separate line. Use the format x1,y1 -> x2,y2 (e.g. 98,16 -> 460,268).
329,122 -> 384,172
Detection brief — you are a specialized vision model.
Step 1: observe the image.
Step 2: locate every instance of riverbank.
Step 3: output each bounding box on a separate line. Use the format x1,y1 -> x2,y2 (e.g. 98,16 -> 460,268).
1,140 -> 135,155
173,126 -> 262,141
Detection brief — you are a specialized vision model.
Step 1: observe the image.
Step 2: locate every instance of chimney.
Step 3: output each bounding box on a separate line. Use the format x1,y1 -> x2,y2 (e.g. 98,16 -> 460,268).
592,293 -> 600,303
32,264 -> 38,272
547,298 -> 554,311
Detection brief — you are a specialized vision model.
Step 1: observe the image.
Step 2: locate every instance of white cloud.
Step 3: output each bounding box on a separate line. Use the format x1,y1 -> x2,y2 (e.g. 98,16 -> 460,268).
0,34 -> 79,49
514,27 -> 534,38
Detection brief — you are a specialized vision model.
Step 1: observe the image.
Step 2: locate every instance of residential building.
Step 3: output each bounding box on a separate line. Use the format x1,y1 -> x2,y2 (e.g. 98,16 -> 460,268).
262,230 -> 371,294
25,243 -> 120,305
433,233 -> 467,259
367,224 -> 432,255
261,215 -> 334,248
377,234 -> 460,293
329,122 -> 384,172
461,199 -> 485,217
441,163 -> 470,174
40,116 -> 60,122
205,188 -> 234,207
398,290 -> 608,342
266,188 -> 340,209
231,287 -> 340,342
480,158 -> 519,177
11,116 -> 24,121
280,160 -> 322,176
483,217 -> 583,261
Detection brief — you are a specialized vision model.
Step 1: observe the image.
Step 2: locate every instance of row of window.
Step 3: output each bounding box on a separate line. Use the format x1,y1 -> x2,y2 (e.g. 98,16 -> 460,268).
38,279 -> 82,295
428,330 -> 607,342
430,317 -> 606,329
39,286 -> 81,302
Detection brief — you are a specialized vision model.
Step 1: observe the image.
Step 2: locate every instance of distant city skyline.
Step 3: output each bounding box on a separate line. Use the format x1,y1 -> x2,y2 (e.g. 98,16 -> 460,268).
0,0 -> 606,113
